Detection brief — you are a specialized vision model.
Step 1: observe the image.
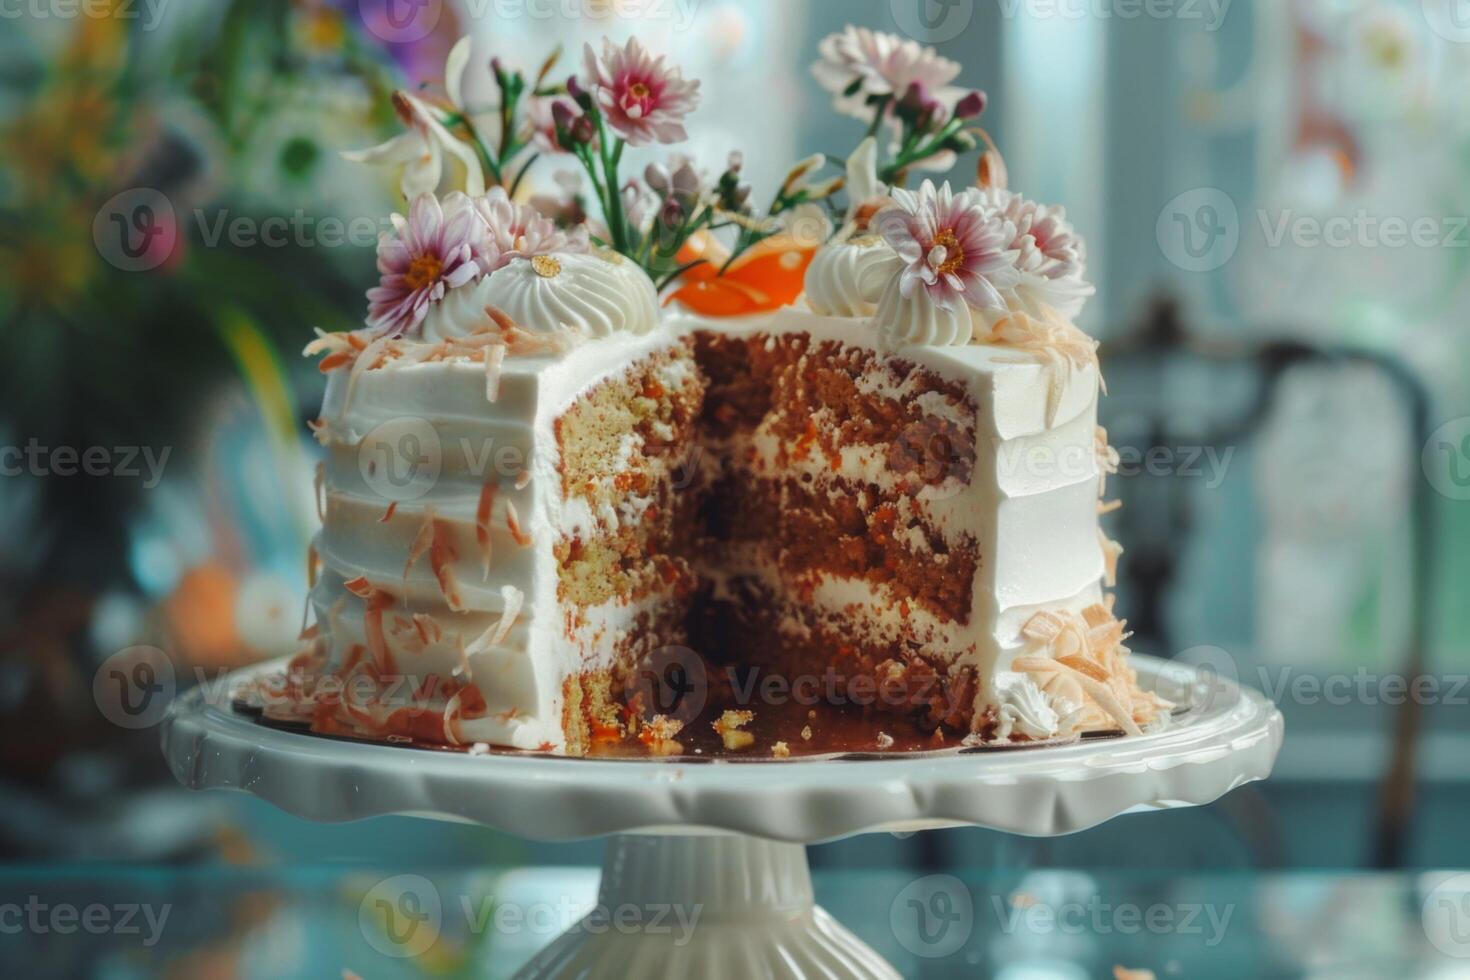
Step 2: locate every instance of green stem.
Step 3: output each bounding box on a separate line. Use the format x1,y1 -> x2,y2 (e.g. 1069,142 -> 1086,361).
509,153 -> 540,198
657,258 -> 708,291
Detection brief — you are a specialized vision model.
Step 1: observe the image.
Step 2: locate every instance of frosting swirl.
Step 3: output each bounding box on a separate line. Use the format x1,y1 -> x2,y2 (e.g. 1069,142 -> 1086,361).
873,272 -> 974,347
992,671 -> 1061,741
420,274 -> 498,343
804,235 -> 904,317
449,250 -> 658,340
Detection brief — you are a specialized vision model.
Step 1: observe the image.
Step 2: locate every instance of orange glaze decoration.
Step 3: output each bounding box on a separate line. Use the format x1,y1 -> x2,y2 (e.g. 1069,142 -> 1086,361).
666,233 -> 818,316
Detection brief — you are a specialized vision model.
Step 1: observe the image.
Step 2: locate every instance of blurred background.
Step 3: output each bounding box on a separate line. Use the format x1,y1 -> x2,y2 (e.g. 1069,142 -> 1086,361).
2,0 -> 1469,976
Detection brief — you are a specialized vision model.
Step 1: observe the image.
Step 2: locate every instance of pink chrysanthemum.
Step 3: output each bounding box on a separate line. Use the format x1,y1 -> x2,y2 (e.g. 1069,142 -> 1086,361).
811,26 -> 961,121
582,36 -> 700,146
874,180 -> 1021,312
983,188 -> 1094,318
366,192 -> 487,337
473,188 -> 589,274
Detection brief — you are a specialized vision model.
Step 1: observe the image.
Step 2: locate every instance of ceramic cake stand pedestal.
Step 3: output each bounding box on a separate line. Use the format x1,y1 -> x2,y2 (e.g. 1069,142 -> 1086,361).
161,655 -> 1281,979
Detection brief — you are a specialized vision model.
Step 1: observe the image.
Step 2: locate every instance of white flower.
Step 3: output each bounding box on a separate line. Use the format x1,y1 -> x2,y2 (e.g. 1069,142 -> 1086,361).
343,38 -> 485,199
841,136 -> 887,230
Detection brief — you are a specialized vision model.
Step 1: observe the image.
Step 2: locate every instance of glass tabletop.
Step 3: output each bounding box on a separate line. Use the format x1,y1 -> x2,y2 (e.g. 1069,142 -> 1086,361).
2,866 -> 1466,979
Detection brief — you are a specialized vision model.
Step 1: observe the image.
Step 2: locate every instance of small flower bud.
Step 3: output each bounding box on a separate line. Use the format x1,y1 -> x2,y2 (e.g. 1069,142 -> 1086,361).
567,75 -> 593,111
551,100 -> 578,131
570,114 -> 596,145
955,90 -> 987,119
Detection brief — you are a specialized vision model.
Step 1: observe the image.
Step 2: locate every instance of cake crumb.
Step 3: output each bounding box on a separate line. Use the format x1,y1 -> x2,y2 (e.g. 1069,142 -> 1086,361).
771,741 -> 790,758
1113,968 -> 1156,980
800,725 -> 813,741
875,731 -> 895,750
637,714 -> 685,755
713,709 -> 755,751
807,709 -> 817,720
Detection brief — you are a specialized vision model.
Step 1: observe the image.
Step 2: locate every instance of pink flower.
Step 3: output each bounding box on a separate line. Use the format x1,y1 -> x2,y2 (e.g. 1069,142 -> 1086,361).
473,188 -> 589,272
366,192 -> 488,337
582,36 -> 701,146
984,189 -> 1095,318
874,180 -> 1021,312
811,26 -> 961,122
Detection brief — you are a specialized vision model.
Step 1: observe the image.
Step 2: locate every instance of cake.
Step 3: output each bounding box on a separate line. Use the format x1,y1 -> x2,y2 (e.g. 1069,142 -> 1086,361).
260,28 -> 1169,755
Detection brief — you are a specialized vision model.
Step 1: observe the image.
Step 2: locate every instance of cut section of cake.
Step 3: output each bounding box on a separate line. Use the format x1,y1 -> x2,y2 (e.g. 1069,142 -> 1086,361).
276,200 -> 1166,755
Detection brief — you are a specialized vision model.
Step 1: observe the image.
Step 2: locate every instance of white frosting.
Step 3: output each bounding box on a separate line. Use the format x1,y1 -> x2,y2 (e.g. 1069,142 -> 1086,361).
420,274 -> 495,342
475,251 -> 659,339
872,273 -> 975,347
803,236 -> 903,317
309,293 -> 1109,751
991,671 -> 1061,741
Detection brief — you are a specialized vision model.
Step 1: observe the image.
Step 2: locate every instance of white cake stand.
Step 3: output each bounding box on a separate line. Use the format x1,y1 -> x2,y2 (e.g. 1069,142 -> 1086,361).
160,654 -> 1281,979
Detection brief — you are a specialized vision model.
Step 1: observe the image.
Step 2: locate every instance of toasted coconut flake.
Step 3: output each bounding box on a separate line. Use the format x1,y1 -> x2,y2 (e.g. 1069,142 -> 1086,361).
484,343 -> 506,402
475,482 -> 497,577
317,351 -> 355,372
302,329 -> 354,358
505,499 -> 532,547
313,462 -> 326,521
442,691 -> 464,746
403,508 -> 436,579
362,588 -> 397,675
489,585 -> 524,647
1098,528 -> 1123,587
515,469 -> 532,490
380,501 -> 398,523
345,335 -> 394,409
484,304 -> 517,334
343,576 -> 374,598
408,613 -> 431,646
307,417 -> 330,446
429,520 -> 463,611
1016,603 -> 1168,738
